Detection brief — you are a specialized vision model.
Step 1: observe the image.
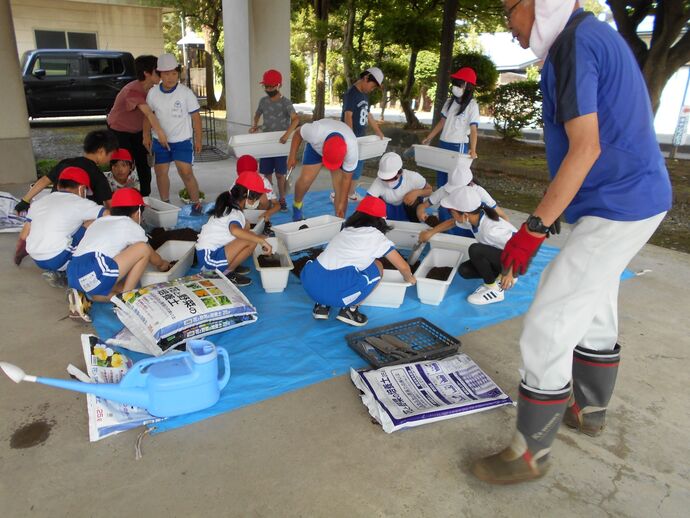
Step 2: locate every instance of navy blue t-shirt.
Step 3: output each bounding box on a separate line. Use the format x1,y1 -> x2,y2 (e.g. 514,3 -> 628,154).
341,85 -> 369,137
541,9 -> 672,223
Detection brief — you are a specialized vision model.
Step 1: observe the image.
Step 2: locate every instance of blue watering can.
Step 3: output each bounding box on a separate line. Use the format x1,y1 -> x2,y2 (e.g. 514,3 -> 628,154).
0,340 -> 230,418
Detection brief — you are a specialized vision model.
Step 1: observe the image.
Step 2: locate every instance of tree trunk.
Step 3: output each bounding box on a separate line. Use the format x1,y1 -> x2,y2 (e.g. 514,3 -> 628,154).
313,0 -> 330,121
401,49 -> 421,129
342,0 -> 356,88
433,0 -> 459,125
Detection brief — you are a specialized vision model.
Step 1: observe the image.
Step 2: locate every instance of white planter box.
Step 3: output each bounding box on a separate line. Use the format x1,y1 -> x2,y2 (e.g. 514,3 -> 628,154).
228,131 -> 292,159
429,234 -> 475,255
141,240 -> 195,287
272,215 -> 344,253
412,144 -> 473,173
386,221 -> 429,250
253,237 -> 293,293
415,248 -> 463,306
361,269 -> 411,309
357,135 -> 391,160
143,197 -> 181,229
244,209 -> 266,225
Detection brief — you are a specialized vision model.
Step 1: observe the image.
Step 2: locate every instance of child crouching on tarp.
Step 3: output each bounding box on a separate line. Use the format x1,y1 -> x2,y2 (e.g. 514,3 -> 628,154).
235,154 -> 282,236
420,187 -> 516,306
301,195 -> 416,327
66,188 -> 170,322
195,171 -> 273,287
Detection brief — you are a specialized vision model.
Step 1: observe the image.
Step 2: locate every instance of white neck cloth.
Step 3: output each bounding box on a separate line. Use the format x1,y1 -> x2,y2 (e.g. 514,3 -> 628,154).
529,0 -> 577,59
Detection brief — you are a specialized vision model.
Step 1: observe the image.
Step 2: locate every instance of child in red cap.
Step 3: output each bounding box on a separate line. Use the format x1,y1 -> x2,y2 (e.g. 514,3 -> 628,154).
249,69 -> 299,212
300,195 -> 416,326
19,167 -> 106,288
105,148 -> 140,191
195,172 -> 273,287
235,154 -> 281,236
66,188 -> 170,321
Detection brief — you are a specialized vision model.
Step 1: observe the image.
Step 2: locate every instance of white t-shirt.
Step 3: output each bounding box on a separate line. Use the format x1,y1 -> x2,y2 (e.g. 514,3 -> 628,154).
460,213 -> 517,249
105,170 -> 140,191
440,98 -> 480,144
300,119 -> 359,172
429,183 -> 497,208
317,227 -> 394,271
146,83 -> 200,143
26,192 -> 104,260
367,170 -> 427,206
73,216 -> 147,259
196,210 -> 246,251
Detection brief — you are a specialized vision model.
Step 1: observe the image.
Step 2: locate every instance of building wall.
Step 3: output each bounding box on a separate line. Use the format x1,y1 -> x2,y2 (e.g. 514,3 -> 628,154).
10,0 -> 164,59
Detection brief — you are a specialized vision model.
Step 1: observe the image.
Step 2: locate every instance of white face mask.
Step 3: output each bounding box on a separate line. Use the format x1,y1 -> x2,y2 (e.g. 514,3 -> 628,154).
452,86 -> 465,98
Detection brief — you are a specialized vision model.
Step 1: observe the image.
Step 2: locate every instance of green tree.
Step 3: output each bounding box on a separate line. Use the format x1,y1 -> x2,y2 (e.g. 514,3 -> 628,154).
291,58 -> 307,103
491,80 -> 542,140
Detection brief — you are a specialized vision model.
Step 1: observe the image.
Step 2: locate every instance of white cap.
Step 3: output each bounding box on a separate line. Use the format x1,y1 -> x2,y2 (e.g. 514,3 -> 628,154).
365,66 -> 384,86
440,186 -> 481,212
157,53 -> 179,72
444,156 -> 474,192
377,152 -> 403,180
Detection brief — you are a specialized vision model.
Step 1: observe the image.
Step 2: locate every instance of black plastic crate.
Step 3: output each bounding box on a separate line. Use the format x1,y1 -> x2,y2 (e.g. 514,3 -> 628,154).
345,317 -> 461,369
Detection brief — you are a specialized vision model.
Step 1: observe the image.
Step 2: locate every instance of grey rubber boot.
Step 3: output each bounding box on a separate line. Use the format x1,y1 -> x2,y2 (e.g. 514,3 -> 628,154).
564,344 -> 621,437
472,382 -> 570,484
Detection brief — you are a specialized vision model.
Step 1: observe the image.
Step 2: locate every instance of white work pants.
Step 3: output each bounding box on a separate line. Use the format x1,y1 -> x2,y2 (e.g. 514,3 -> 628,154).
519,212 -> 666,390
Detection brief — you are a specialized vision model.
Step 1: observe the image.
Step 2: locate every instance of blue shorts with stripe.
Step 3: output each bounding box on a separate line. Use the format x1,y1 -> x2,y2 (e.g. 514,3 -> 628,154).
260,156 -> 288,175
196,247 -> 228,271
153,138 -> 194,165
67,252 -> 120,298
32,225 -> 87,272
300,260 -> 381,308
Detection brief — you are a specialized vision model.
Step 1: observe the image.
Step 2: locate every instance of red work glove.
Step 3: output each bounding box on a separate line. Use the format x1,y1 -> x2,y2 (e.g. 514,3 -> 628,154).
501,224 -> 546,276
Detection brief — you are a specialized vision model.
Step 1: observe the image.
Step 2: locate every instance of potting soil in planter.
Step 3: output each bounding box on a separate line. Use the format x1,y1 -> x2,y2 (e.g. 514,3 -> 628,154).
258,253 -> 282,268
425,266 -> 453,281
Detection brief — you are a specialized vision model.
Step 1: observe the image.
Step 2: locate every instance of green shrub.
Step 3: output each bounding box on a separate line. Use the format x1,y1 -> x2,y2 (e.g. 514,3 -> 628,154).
491,80 -> 542,140
290,58 -> 307,104
451,53 -> 499,93
36,159 -> 58,179
333,74 -> 348,103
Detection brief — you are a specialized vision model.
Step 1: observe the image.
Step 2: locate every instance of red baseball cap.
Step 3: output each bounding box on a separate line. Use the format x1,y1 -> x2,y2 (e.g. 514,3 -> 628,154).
111,188 -> 145,208
450,67 -> 477,86
236,154 -> 258,174
260,69 -> 282,86
111,148 -> 133,162
356,195 -> 387,218
322,134 -> 347,171
235,172 -> 269,194
58,167 -> 91,190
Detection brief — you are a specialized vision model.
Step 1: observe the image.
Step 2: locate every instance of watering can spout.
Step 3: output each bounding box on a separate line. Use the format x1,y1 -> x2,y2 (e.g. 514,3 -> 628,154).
36,377 -> 149,408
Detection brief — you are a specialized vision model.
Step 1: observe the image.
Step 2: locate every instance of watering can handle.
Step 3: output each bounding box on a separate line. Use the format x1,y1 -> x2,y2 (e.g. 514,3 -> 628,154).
217,348 -> 231,390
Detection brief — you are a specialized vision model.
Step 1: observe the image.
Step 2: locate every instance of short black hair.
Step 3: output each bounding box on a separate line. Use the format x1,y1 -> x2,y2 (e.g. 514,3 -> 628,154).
359,70 -> 380,86
343,211 -> 391,234
57,179 -> 82,191
134,55 -> 158,81
110,205 -> 142,217
83,130 -> 119,154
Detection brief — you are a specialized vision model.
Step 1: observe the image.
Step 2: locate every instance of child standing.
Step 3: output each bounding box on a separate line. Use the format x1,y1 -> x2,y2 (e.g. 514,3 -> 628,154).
67,188 -> 170,322
301,196 -> 416,326
144,53 -> 203,212
366,152 -> 432,222
195,172 -> 273,287
105,148 -> 140,191
249,69 -> 299,212
421,187 -> 516,306
21,167 -> 105,288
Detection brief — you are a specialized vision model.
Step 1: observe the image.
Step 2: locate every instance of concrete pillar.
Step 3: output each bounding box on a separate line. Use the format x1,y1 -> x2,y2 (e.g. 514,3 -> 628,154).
222,0 -> 291,137
0,0 -> 34,184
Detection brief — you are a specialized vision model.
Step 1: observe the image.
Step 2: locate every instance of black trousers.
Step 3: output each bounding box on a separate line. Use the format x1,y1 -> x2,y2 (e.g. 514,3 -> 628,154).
108,127 -> 152,196
458,242 -> 503,284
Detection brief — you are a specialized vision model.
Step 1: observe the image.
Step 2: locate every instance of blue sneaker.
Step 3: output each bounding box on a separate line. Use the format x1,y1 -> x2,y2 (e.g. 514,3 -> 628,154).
292,204 -> 304,221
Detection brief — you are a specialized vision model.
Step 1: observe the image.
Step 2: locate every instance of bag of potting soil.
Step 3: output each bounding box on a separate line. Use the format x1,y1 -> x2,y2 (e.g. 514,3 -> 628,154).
111,269 -> 257,356
80,334 -> 162,442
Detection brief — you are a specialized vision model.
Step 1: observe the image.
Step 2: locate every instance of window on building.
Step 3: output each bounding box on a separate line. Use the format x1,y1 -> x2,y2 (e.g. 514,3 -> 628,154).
68,32 -> 97,49
34,30 -> 97,50
31,56 -> 80,77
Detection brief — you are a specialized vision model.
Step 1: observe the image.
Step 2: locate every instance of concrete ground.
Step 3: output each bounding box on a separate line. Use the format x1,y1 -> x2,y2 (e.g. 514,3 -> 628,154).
1,159 -> 689,517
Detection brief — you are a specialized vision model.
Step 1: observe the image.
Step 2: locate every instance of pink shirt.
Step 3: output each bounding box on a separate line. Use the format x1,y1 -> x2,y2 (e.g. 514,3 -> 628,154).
107,80 -> 147,133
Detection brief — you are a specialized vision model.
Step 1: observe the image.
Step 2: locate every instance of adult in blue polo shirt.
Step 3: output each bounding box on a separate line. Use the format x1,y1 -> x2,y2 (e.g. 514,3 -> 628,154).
472,0 -> 672,485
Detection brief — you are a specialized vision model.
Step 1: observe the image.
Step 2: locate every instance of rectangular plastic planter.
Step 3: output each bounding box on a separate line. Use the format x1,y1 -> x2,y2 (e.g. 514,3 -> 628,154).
361,269 -> 412,309
272,215 -> 344,253
386,221 -> 429,250
414,248 -> 464,306
140,240 -> 195,287
252,237 -> 294,293
143,197 -> 181,229
357,135 -> 392,160
412,144 -> 473,173
429,233 -> 475,254
228,131 -> 292,159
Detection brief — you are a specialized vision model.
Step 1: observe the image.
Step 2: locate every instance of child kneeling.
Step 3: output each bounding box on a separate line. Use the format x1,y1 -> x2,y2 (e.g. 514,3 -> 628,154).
301,196 -> 416,326
66,188 -> 170,321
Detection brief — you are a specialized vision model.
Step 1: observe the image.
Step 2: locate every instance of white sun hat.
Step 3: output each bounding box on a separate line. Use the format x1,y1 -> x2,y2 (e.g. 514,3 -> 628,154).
365,66 -> 384,86
440,185 -> 481,212
377,152 -> 403,180
157,53 -> 179,72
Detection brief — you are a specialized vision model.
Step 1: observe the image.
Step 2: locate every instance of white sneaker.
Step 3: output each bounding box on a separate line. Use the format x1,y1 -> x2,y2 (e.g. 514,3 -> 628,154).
329,192 -> 335,204
467,283 -> 505,305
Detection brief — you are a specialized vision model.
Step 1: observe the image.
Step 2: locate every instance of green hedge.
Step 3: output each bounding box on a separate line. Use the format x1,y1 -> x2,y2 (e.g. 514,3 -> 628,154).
490,80 -> 542,140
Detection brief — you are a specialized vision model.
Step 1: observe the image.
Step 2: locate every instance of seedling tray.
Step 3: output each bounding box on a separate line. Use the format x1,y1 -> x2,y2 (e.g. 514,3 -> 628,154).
345,317 -> 461,369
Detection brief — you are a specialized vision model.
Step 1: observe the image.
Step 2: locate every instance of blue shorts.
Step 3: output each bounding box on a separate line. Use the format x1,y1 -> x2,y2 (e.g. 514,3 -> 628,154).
351,160 -> 364,181
301,260 -> 381,308
67,252 -> 120,298
302,143 -> 323,166
32,226 -> 87,272
196,248 -> 228,270
260,156 -> 288,175
153,139 -> 194,165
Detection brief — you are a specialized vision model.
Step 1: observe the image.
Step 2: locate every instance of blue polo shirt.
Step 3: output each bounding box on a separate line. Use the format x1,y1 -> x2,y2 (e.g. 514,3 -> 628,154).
541,9 -> 672,223
341,85 -> 369,137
